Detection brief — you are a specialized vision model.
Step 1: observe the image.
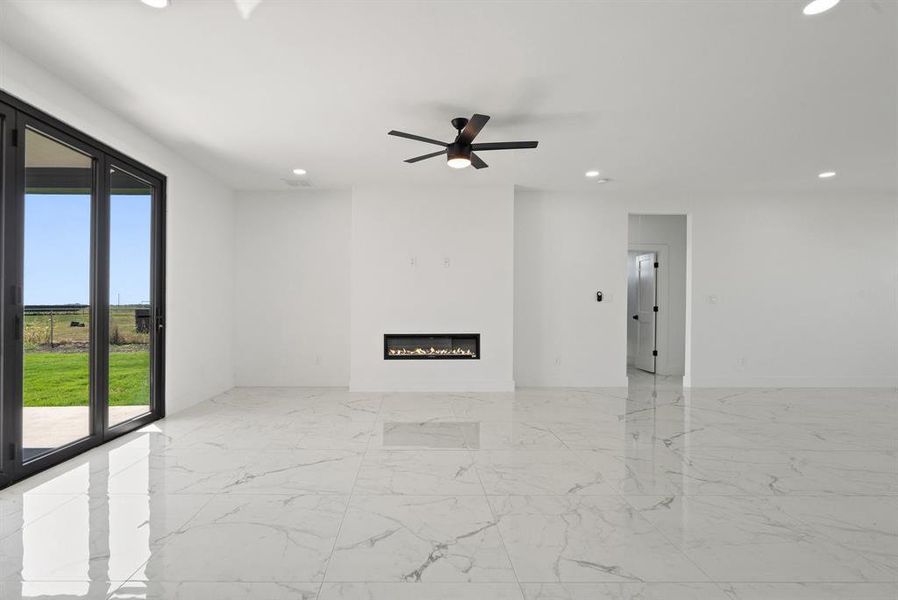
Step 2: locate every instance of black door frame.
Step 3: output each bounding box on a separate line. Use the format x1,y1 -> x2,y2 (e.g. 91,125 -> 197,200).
0,89 -> 166,489
0,98 -> 17,484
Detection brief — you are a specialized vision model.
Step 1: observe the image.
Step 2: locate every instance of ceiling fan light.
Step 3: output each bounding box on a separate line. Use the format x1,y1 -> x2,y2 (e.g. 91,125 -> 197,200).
446,143 -> 471,169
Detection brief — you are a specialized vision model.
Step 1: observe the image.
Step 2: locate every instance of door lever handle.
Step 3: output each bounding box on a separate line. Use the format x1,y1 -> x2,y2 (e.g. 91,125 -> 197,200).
632,314 -> 639,320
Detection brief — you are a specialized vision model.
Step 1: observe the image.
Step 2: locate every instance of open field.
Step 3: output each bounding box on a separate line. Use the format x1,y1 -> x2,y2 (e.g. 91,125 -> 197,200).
24,351 -> 150,407
24,306 -> 149,350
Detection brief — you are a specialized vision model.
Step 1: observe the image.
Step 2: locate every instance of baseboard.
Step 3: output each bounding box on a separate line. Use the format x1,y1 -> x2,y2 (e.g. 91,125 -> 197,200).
349,379 -> 516,392
234,380 -> 350,388
514,378 -> 630,388
687,375 -> 898,388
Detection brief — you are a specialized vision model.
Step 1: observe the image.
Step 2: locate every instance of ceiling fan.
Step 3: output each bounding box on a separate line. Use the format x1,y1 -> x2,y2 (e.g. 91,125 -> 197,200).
388,114 -> 538,170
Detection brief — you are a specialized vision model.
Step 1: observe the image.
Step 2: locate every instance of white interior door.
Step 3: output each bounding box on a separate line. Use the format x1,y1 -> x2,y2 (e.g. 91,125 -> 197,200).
635,253 -> 657,373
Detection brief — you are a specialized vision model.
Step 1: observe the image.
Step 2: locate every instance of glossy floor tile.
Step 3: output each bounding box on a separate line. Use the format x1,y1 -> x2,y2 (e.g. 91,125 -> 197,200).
327,495 -> 516,582
520,582 -> 731,599
0,374 -> 894,598
137,494 -> 348,583
490,494 -> 709,582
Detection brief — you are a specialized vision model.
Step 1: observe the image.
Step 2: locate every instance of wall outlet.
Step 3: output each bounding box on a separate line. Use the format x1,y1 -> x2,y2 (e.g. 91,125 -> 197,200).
410,256 -> 417,267
554,356 -> 561,366
443,257 -> 451,268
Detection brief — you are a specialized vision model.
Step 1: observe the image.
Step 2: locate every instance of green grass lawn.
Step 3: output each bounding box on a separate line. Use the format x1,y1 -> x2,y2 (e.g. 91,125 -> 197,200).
24,351 -> 150,407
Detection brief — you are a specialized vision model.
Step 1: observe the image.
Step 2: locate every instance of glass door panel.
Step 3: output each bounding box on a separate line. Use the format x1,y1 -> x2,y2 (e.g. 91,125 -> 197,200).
108,168 -> 153,428
22,127 -> 95,461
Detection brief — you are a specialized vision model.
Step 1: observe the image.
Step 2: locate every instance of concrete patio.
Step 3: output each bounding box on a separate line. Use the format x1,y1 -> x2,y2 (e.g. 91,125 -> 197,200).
23,406 -> 149,450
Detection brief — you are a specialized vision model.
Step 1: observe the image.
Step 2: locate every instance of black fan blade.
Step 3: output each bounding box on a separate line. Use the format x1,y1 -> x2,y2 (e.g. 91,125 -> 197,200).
405,149 -> 447,163
471,141 -> 539,151
470,153 -> 488,169
457,114 -> 490,145
388,130 -> 448,147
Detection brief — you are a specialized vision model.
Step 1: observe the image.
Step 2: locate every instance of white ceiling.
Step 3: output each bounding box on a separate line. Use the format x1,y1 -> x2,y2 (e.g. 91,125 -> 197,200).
1,0 -> 895,194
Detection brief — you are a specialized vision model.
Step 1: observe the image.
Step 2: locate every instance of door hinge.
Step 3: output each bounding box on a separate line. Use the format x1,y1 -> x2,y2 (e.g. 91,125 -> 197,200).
652,350 -> 658,357
13,314 -> 21,341
10,129 -> 18,147
8,443 -> 15,461
653,306 -> 659,312
653,261 -> 659,268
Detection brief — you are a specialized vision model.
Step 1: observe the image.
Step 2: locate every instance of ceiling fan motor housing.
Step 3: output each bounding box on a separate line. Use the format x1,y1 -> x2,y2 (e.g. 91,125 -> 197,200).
447,142 -> 471,163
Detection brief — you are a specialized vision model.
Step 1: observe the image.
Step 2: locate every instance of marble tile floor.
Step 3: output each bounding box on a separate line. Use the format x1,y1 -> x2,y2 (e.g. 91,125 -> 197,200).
0,373 -> 895,599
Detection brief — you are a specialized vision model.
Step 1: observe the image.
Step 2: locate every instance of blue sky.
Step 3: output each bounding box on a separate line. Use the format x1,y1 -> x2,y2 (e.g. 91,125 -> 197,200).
24,193 -> 151,306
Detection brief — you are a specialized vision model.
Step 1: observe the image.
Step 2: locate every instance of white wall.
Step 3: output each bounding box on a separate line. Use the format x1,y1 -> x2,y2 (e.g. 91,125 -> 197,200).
689,192 -> 897,387
629,214 -> 687,376
234,190 -> 351,386
516,190 -> 898,388
514,191 -> 629,387
1,43 -> 237,413
350,185 -> 515,391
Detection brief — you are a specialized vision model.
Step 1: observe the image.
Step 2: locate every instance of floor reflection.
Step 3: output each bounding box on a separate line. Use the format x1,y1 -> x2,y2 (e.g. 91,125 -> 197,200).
1,433 -> 156,594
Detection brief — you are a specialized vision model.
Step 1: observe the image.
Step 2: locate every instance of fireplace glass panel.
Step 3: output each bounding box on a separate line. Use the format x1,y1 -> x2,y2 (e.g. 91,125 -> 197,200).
384,334 -> 480,360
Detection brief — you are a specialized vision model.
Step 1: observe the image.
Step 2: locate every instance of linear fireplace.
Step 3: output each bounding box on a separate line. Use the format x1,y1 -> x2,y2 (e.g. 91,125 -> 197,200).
384,333 -> 480,360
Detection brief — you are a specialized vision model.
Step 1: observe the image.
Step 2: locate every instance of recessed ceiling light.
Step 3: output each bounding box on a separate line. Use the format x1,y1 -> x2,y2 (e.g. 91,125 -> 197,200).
585,170 -> 600,178
140,0 -> 170,8
595,178 -> 611,184
803,0 -> 840,16
818,171 -> 836,178
292,168 -> 307,176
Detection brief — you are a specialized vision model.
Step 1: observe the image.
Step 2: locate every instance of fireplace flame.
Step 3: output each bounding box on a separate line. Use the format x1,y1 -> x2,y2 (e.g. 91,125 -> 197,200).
388,347 -> 477,357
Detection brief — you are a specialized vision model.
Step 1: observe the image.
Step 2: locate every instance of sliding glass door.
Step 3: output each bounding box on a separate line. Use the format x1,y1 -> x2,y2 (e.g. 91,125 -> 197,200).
107,167 -> 156,429
0,91 -> 165,488
21,125 -> 96,461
